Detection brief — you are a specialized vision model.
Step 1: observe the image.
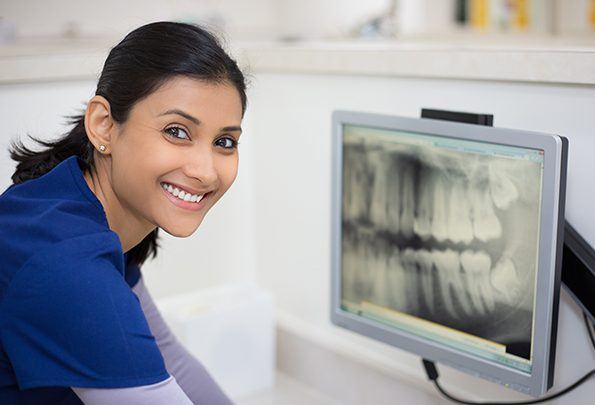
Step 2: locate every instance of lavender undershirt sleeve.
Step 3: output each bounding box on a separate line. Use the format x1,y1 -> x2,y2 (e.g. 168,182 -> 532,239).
72,375 -> 193,404
131,275 -> 234,405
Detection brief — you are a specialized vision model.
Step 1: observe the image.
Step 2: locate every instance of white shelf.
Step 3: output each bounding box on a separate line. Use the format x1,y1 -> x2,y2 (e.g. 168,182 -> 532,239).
1,36 -> 595,85
236,38 -> 595,85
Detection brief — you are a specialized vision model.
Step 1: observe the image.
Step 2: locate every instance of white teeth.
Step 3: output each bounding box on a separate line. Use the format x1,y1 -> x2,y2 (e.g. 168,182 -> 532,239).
414,169 -> 449,243
413,168 -> 433,240
432,249 -> 473,318
345,151 -> 368,222
489,162 -> 519,210
431,174 -> 448,242
471,186 -> 502,242
416,249 -> 435,313
359,237 -> 375,298
447,178 -> 474,244
161,183 -> 205,204
400,164 -> 415,238
400,248 -> 419,312
490,257 -> 520,304
386,161 -> 401,233
343,238 -> 514,320
371,243 -> 389,307
460,250 -> 494,315
369,152 -> 389,231
340,234 -> 357,303
386,248 -> 407,310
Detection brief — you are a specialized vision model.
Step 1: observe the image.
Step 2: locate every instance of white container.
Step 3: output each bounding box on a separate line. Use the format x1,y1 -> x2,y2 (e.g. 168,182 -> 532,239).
155,282 -> 275,399
277,0 -> 389,39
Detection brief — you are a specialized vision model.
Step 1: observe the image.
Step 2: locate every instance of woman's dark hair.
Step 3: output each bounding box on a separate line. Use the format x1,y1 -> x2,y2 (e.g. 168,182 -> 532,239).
8,21 -> 247,267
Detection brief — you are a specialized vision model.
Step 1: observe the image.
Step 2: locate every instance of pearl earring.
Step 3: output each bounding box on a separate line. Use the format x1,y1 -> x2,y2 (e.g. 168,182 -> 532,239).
99,145 -> 106,152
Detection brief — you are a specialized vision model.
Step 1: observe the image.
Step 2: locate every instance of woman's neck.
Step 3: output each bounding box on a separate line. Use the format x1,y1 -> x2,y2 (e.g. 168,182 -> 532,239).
83,159 -> 156,253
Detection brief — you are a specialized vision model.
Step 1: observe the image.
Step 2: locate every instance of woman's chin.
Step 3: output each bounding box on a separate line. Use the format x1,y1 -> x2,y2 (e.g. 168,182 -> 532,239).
159,221 -> 201,238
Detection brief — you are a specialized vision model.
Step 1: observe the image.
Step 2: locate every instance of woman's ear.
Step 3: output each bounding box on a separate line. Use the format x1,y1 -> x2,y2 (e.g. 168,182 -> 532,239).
85,95 -> 115,154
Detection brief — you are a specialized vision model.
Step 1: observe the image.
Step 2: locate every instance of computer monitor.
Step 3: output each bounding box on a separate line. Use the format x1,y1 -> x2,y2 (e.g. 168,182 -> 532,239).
330,110 -> 568,397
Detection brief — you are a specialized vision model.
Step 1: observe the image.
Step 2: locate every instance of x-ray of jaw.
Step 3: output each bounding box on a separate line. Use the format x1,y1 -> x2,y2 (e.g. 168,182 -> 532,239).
341,136 -> 542,359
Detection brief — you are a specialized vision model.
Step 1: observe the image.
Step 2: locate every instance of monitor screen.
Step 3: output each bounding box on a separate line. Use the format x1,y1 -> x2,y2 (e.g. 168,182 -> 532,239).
330,111 -> 567,397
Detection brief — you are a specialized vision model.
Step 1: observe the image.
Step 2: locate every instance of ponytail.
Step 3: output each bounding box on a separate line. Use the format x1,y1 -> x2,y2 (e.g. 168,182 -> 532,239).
10,115 -> 90,184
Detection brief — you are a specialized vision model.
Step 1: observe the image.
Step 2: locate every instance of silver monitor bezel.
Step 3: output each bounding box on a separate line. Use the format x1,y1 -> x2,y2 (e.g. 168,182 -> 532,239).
330,110 -> 567,397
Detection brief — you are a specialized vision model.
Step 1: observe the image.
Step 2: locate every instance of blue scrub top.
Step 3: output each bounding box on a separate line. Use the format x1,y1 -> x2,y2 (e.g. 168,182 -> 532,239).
0,156 -> 169,404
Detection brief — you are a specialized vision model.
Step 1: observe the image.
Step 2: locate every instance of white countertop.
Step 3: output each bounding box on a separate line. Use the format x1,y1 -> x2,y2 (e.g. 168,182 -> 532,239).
235,372 -> 338,405
2,35 -> 595,85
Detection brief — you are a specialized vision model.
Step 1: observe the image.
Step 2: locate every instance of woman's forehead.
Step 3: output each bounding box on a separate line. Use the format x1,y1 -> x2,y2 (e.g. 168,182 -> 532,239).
133,77 -> 242,121
152,76 -> 236,98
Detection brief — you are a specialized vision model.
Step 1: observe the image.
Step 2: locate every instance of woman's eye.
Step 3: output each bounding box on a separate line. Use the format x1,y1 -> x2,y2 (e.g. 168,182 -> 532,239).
216,137 -> 239,150
164,126 -> 190,140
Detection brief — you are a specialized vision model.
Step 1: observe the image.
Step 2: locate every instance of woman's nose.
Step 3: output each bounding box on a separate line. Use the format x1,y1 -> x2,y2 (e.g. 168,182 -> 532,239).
183,151 -> 218,188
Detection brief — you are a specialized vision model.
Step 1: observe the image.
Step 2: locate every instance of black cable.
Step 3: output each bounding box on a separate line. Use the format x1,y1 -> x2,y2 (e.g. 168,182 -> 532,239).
431,369 -> 594,405
583,312 -> 595,351
422,308 -> 595,404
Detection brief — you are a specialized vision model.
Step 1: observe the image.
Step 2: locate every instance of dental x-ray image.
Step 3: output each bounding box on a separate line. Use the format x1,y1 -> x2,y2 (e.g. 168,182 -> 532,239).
341,126 -> 543,360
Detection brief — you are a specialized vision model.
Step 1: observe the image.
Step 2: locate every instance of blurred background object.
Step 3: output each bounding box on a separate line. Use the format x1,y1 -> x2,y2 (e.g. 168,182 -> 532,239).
156,282 -> 275,400
1,0 -> 594,43
0,17 -> 16,44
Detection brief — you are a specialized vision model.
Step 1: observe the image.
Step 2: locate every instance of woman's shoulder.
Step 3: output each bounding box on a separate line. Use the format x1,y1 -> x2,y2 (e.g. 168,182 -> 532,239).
0,156 -> 107,228
23,231 -> 125,275
0,156 -> 113,282
0,231 -> 126,303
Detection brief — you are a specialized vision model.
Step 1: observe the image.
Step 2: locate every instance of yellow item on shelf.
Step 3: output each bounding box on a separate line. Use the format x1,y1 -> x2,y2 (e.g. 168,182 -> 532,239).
470,0 -> 490,29
512,0 -> 530,30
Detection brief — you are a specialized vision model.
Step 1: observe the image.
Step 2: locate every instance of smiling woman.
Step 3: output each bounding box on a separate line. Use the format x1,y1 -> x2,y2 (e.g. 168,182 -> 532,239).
0,22 -> 246,404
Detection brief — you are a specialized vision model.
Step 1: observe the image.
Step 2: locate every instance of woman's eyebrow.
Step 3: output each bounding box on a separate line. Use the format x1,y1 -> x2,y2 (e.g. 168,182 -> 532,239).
221,126 -> 242,134
158,109 -> 201,125
158,109 -> 242,133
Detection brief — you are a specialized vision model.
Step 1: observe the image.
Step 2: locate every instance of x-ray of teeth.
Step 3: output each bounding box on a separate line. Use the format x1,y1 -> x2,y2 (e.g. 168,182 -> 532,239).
341,128 -> 543,360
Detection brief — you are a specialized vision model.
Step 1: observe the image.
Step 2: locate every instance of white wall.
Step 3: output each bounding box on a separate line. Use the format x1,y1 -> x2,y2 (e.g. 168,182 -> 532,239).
0,80 -> 95,191
247,72 -> 595,402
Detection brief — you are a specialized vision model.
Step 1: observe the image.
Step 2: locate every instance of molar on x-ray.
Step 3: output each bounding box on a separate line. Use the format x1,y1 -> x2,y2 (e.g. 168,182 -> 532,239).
341,129 -> 542,359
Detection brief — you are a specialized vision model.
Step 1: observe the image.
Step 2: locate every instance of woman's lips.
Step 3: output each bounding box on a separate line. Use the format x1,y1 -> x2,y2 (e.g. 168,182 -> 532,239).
161,186 -> 209,211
